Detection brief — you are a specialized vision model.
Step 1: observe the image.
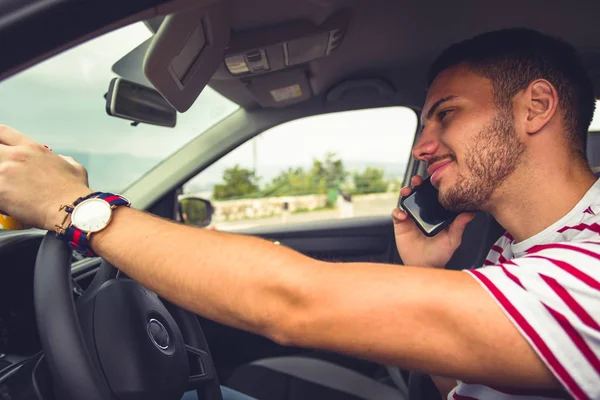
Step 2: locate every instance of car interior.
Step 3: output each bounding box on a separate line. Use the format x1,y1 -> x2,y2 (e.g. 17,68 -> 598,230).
1,1 -> 600,400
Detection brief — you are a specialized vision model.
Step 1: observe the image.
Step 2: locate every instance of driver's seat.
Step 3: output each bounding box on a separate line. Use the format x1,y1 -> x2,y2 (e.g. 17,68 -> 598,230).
227,354 -> 408,400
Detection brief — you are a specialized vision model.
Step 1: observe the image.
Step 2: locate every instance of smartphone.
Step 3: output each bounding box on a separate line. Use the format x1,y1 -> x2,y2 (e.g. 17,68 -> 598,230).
399,177 -> 458,237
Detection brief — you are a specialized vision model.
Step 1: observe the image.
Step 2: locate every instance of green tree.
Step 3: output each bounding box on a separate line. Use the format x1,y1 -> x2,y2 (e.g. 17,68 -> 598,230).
353,166 -> 388,194
309,152 -> 347,194
263,167 -> 312,196
213,165 -> 260,200
262,153 -> 348,197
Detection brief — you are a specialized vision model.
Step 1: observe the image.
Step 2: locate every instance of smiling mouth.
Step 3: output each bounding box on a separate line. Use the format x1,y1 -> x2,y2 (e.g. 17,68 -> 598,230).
429,161 -> 452,185
427,158 -> 452,173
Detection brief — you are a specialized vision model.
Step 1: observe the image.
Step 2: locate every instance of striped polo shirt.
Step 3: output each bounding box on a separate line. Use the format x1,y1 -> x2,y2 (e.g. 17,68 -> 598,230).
452,178 -> 600,400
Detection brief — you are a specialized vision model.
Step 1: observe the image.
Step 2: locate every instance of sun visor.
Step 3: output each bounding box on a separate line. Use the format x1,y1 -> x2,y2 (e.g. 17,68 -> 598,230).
112,37 -> 153,88
143,1 -> 231,112
246,69 -> 312,108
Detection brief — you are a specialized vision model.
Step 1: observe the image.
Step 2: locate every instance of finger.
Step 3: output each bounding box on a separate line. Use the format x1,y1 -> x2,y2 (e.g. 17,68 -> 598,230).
447,212 -> 476,239
392,208 -> 408,222
392,208 -> 422,237
0,125 -> 36,146
400,186 -> 413,197
59,155 -> 77,166
410,175 -> 423,188
400,174 -> 424,197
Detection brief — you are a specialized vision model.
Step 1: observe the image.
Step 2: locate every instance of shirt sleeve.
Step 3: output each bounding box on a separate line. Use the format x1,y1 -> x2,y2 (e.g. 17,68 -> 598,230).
466,241 -> 600,400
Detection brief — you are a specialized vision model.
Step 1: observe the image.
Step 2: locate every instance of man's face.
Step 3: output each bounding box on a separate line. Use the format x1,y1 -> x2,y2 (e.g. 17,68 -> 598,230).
414,64 -> 526,212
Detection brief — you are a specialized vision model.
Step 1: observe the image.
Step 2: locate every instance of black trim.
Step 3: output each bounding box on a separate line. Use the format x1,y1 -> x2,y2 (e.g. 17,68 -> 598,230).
232,216 -> 397,263
232,215 -> 392,238
0,0 -> 170,81
148,189 -> 179,219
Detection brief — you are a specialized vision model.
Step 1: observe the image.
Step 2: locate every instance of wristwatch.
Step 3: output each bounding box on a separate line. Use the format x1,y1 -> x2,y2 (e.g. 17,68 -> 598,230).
56,192 -> 131,256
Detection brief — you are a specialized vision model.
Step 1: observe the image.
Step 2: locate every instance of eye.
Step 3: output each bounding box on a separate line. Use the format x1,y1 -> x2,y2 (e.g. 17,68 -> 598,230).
438,109 -> 453,121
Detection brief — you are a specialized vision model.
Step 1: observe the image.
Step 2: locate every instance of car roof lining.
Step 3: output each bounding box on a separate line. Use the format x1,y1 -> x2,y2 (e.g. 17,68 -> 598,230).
2,0 -> 600,116
207,0 -> 600,111
106,0 -> 600,114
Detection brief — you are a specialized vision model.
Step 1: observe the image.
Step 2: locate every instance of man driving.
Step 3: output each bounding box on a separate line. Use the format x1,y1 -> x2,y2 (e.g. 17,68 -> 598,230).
0,28 -> 598,399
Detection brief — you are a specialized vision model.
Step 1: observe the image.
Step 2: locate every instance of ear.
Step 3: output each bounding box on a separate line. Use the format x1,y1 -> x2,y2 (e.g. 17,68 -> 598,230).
521,79 -> 559,135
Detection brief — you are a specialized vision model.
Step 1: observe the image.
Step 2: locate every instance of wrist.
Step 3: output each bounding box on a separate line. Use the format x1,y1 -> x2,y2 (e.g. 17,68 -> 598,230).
52,191 -> 131,257
88,205 -> 128,250
44,188 -> 94,231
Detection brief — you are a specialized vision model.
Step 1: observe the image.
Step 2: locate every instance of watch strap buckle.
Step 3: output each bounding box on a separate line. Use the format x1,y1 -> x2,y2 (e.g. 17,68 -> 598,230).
53,191 -> 130,257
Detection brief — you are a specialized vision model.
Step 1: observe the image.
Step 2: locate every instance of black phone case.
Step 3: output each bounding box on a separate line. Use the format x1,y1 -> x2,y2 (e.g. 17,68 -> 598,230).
399,187 -> 456,237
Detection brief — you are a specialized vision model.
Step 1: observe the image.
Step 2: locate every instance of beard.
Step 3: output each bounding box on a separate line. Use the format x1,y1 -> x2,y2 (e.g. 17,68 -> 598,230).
439,109 -> 526,212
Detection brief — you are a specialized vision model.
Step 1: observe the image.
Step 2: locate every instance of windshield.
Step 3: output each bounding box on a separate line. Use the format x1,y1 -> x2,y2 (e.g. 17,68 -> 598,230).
0,23 -> 239,192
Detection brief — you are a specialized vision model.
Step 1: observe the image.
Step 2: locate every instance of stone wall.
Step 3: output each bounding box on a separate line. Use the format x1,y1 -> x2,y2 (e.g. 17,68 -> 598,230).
213,194 -> 328,222
209,191 -> 398,223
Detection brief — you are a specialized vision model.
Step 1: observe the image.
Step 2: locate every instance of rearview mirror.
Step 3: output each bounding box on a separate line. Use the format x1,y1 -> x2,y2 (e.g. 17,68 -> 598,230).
179,196 -> 214,228
105,77 -> 177,127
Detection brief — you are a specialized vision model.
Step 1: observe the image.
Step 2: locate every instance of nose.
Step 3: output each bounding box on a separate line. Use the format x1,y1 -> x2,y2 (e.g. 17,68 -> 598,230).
411,127 -> 440,163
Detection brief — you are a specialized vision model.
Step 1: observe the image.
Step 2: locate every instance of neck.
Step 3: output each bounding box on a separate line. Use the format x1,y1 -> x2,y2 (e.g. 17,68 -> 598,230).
485,157 -> 597,243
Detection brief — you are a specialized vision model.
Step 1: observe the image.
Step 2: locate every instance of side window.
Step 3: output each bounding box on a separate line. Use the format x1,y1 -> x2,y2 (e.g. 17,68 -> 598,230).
183,106 -> 417,230
587,100 -> 600,169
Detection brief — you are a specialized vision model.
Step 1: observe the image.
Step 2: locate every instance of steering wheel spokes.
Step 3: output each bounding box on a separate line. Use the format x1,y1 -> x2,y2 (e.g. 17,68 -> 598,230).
34,232 -> 222,400
186,345 -> 216,388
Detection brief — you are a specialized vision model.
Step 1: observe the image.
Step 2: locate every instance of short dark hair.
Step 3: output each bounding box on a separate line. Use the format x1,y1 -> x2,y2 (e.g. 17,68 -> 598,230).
427,28 -> 596,159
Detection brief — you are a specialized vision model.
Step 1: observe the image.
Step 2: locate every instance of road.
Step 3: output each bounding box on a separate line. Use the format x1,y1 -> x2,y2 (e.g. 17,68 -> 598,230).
214,194 -> 398,231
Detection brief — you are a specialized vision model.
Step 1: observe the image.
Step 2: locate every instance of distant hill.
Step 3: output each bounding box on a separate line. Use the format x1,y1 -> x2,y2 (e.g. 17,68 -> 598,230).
57,150 -> 162,192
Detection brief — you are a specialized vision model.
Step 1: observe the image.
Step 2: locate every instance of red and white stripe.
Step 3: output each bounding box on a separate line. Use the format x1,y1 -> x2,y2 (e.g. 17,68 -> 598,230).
458,201 -> 600,399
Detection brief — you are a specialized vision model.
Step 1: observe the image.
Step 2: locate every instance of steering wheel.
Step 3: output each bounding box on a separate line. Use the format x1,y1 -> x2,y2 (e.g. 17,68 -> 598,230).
33,232 -> 223,400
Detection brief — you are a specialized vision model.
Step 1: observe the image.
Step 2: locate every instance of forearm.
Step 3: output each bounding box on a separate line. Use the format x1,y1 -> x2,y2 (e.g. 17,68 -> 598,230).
90,207 -> 318,341
88,208 -> 556,387
90,208 -> 458,359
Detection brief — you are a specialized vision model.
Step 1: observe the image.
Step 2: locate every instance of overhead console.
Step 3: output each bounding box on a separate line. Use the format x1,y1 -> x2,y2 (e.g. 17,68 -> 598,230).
217,11 -> 349,108
223,12 -> 347,77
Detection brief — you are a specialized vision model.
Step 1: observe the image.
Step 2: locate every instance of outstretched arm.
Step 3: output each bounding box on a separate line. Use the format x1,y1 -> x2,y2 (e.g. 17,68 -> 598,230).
0,126 -> 558,390
90,206 -> 557,389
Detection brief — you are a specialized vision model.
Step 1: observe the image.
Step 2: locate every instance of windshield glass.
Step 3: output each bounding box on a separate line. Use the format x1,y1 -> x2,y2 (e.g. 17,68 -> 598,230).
0,23 -> 239,192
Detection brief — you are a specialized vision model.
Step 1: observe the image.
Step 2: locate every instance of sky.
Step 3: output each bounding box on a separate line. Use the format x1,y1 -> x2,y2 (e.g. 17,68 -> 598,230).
214,107 -> 417,167
1,20 -> 600,192
183,106 -> 417,193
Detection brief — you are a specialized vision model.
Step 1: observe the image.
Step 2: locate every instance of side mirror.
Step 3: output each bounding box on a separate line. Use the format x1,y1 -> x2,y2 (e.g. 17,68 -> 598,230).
179,196 -> 214,228
105,77 -> 177,127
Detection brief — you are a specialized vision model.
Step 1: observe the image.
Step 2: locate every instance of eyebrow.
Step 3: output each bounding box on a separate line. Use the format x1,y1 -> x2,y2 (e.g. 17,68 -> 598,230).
420,95 -> 459,130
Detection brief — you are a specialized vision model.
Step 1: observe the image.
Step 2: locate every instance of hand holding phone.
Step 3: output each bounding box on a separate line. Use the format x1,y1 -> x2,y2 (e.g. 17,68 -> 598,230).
399,177 -> 458,237
392,175 -> 475,269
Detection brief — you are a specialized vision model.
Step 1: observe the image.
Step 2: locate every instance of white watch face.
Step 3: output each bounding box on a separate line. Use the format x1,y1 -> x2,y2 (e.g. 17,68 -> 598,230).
71,198 -> 112,233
